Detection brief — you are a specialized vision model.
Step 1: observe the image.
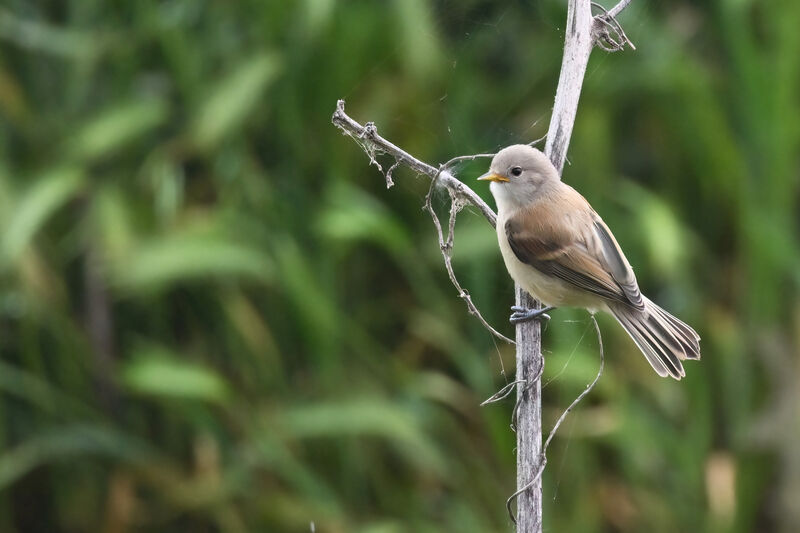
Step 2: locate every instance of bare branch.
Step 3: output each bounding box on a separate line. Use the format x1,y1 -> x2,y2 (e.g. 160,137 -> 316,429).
544,0 -> 636,175
544,0 -> 595,175
506,1 -> 600,528
332,100 -> 512,345
513,2 -> 637,525
607,0 -> 633,19
507,315 -> 605,524
332,100 -> 497,227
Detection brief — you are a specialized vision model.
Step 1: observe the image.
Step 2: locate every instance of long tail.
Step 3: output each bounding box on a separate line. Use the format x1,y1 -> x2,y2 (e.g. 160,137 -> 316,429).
609,297 -> 701,380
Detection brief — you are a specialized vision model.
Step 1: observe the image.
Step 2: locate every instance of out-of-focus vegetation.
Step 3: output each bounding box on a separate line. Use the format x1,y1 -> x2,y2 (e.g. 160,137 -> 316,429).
0,1 -> 798,532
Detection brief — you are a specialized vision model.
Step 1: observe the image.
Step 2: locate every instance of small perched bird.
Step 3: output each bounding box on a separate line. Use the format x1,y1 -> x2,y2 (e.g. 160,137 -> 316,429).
478,145 -> 700,379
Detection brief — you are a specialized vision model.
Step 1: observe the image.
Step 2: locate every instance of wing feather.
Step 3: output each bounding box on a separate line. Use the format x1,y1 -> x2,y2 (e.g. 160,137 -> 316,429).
505,186 -> 644,310
591,216 -> 644,309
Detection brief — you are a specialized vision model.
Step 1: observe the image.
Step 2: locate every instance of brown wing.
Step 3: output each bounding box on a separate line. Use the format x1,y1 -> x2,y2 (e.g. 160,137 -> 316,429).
505,187 -> 644,310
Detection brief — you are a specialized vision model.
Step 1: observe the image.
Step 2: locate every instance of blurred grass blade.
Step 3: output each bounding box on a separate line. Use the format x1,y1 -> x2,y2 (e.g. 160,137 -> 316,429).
0,8 -> 98,59
0,425 -> 155,490
92,185 -> 136,261
621,181 -> 690,278
277,399 -> 446,475
68,98 -> 169,162
302,0 -> 336,38
273,239 -> 337,350
244,429 -> 342,512
391,0 -> 443,79
316,182 -> 411,254
190,52 -> 281,149
2,167 -> 84,263
356,522 -> 405,533
0,361 -> 97,418
121,347 -> 231,404
113,232 -> 273,291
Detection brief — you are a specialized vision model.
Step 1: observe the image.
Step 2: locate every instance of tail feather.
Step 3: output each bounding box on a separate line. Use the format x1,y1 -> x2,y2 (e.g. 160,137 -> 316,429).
609,298 -> 701,380
615,310 -> 684,379
651,304 -> 701,360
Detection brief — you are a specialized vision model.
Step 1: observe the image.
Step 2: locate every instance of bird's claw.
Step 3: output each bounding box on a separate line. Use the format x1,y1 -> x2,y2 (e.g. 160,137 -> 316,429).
509,305 -> 555,324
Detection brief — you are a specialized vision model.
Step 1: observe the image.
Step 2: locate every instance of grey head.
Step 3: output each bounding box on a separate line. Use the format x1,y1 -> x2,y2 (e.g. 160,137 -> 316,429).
477,144 -> 559,210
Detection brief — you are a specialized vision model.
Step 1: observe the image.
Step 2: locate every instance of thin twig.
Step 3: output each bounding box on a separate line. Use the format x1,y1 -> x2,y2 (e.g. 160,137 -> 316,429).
506,315 -> 605,524
424,172 -> 515,345
440,152 -> 496,168
384,161 -> 400,189
527,133 -> 548,148
481,379 -> 526,406
511,359 -> 546,433
543,315 -> 605,453
607,0 -> 633,19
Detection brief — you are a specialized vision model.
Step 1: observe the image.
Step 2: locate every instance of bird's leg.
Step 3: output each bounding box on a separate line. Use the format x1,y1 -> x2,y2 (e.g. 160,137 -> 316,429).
509,305 -> 556,324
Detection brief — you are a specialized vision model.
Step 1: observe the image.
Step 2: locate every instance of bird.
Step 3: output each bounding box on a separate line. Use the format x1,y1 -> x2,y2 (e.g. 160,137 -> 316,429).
478,144 -> 700,379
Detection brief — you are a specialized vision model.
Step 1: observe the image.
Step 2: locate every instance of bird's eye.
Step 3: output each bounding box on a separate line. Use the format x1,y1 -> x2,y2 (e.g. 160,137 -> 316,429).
510,166 -> 523,177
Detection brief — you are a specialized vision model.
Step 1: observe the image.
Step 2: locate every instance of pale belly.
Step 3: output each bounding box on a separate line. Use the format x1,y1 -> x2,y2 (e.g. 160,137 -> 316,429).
496,216 -> 602,311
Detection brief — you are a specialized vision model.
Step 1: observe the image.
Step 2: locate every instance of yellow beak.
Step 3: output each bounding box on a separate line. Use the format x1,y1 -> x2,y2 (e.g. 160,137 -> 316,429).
477,171 -> 509,183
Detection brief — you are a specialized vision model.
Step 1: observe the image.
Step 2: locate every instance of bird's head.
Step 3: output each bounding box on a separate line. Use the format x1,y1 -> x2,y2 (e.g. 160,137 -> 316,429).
478,144 -> 559,209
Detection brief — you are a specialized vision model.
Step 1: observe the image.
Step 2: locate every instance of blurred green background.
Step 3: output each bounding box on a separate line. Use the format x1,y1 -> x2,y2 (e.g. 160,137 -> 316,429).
0,1 -> 798,532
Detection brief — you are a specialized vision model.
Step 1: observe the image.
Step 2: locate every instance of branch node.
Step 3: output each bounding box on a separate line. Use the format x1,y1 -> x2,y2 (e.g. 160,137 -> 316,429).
481,379 -> 526,406
385,161 -> 399,189
591,2 -> 636,52
361,121 -> 377,139
332,99 -> 346,123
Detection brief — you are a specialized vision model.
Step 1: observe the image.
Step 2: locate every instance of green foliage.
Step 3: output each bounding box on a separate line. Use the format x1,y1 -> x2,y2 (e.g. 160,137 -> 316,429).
189,52 -> 282,150
0,1 -> 798,532
121,347 -> 231,404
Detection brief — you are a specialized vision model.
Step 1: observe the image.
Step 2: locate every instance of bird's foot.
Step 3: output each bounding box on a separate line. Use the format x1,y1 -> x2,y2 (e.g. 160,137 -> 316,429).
509,305 -> 555,324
